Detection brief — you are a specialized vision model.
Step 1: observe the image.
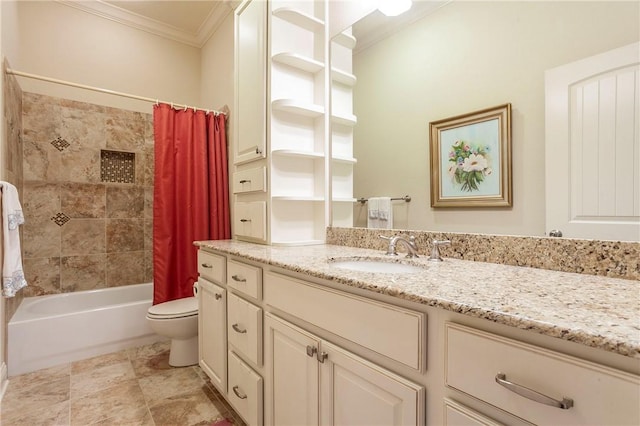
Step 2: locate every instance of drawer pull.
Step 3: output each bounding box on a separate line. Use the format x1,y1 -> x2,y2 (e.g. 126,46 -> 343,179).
306,345 -> 317,357
231,275 -> 247,283
232,385 -> 248,400
232,323 -> 247,334
240,218 -> 251,223
495,373 -> 574,410
201,263 -> 212,268
317,351 -> 328,363
214,293 -> 222,300
239,179 -> 251,184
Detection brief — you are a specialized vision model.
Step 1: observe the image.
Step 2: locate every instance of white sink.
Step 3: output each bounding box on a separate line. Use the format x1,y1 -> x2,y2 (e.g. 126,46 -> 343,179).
329,259 -> 425,273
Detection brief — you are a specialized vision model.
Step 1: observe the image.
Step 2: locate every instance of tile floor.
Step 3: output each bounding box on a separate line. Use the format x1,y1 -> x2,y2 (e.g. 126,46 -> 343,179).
0,340 -> 246,426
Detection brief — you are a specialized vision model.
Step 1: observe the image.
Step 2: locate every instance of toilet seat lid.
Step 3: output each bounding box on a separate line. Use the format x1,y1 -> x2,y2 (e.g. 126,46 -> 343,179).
148,297 -> 197,318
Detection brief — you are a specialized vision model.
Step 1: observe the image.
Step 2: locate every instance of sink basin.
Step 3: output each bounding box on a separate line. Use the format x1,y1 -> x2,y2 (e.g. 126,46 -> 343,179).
329,258 -> 425,273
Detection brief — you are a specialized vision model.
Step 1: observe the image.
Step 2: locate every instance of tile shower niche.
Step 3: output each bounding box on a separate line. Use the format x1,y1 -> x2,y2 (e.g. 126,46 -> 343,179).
101,150 -> 136,184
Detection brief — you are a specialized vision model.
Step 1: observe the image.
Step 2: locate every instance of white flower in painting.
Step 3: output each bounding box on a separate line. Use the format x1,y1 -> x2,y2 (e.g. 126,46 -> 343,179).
462,153 -> 487,172
447,163 -> 457,178
484,167 -> 493,176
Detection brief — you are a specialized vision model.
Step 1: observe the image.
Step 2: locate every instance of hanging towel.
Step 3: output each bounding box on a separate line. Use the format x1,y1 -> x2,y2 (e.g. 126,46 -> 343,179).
367,197 -> 380,228
377,197 -> 393,229
1,182 -> 27,297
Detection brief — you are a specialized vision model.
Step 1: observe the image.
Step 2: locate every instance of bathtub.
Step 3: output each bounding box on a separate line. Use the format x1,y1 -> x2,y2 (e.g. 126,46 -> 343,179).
8,283 -> 165,376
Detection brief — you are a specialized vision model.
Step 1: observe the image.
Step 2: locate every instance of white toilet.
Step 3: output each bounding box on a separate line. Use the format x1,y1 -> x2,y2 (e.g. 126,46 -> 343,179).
146,296 -> 199,367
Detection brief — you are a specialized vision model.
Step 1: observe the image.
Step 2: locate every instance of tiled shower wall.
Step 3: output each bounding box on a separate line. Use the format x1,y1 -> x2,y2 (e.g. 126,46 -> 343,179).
21,93 -> 154,296
3,63 -> 25,324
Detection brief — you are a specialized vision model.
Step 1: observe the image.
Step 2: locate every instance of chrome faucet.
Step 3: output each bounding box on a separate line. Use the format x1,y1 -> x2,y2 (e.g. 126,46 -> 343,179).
380,235 -> 419,258
428,239 -> 451,261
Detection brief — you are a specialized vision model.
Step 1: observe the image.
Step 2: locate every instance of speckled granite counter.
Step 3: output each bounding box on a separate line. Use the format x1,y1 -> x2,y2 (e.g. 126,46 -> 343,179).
195,240 -> 640,360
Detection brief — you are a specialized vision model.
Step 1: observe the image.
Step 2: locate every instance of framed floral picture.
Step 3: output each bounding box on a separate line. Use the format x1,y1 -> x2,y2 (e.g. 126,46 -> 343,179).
429,103 -> 512,207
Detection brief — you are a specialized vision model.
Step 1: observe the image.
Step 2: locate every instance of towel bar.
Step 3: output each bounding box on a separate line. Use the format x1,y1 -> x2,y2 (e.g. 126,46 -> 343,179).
356,195 -> 411,204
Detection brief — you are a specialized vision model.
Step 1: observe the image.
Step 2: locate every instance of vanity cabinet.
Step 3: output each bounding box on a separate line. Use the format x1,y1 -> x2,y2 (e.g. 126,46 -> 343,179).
264,313 -> 424,426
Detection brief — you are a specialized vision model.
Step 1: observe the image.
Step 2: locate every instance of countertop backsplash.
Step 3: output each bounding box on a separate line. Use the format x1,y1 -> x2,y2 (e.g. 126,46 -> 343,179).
326,227 -> 640,281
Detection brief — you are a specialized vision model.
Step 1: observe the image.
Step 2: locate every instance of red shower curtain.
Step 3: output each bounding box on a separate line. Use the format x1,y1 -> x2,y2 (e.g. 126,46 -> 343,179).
152,103 -> 230,305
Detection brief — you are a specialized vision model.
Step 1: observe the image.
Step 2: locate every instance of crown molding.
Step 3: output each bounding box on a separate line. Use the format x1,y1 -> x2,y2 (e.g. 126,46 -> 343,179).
56,0 -> 233,48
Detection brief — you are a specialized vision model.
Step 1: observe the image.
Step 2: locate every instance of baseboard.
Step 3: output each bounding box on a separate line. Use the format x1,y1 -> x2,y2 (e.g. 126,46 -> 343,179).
0,361 -> 8,401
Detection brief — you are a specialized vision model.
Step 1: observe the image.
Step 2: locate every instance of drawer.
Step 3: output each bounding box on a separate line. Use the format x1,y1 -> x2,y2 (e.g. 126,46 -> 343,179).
228,292 -> 263,366
227,259 -> 262,300
443,399 -> 503,426
234,201 -> 266,241
264,271 -> 425,371
233,167 -> 266,194
197,250 -> 225,284
445,322 -> 640,425
228,350 -> 263,426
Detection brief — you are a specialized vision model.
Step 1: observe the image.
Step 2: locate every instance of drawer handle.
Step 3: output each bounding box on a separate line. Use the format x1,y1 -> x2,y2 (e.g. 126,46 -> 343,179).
495,373 -> 573,410
232,385 -> 248,400
240,218 -> 251,223
201,263 -> 212,268
232,323 -> 247,334
239,179 -> 251,184
231,275 -> 247,283
214,293 -> 222,300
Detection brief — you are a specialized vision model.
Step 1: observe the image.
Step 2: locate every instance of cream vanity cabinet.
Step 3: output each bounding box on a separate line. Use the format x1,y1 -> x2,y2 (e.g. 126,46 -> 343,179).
197,250 -> 228,393
263,271 -> 426,426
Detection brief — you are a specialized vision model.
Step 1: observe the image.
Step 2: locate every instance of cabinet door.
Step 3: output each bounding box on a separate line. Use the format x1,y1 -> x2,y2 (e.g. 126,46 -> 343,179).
319,340 -> 425,426
234,0 -> 266,165
264,313 -> 320,426
198,278 -> 227,393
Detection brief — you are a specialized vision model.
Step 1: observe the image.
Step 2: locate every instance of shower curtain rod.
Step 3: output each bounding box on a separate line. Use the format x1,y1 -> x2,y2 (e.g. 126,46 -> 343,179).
5,68 -> 227,115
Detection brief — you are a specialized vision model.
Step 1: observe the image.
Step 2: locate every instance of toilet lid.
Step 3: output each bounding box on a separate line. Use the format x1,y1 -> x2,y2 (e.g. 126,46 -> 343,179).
148,297 -> 198,318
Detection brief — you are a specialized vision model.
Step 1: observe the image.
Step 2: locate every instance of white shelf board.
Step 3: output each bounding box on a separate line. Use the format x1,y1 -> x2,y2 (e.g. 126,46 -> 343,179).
273,52 -> 324,74
332,197 -> 357,202
272,149 -> 324,159
331,68 -> 357,86
272,7 -> 324,33
331,156 -> 357,164
272,195 -> 325,201
272,99 -> 324,117
331,113 -> 357,127
333,32 -> 357,49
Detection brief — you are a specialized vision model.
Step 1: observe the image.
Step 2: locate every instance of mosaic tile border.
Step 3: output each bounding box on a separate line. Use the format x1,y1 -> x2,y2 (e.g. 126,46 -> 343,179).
326,227 -> 640,281
100,150 -> 135,184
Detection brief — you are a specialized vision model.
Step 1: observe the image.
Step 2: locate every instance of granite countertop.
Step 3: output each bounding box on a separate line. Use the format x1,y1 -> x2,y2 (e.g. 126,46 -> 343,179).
195,240 -> 640,360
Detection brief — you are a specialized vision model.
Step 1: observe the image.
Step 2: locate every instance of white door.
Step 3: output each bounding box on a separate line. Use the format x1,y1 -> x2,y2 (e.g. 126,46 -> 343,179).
264,313 -> 320,426
545,42 -> 640,241
319,340 -> 425,426
198,278 -> 227,393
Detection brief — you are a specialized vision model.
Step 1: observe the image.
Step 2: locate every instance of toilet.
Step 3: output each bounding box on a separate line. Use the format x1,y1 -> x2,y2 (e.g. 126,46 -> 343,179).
146,296 -> 199,367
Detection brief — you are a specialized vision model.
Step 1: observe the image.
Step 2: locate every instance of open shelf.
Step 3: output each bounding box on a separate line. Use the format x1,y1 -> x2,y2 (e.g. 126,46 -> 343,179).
331,68 -> 357,86
272,195 -> 325,201
272,7 -> 324,33
331,156 -> 357,164
333,32 -> 357,49
273,52 -> 324,74
272,99 -> 324,117
331,113 -> 357,127
273,149 -> 324,159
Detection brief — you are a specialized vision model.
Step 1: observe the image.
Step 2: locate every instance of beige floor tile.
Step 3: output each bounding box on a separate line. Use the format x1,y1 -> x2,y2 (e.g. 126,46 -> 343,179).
70,360 -> 136,399
138,366 -> 205,406
148,388 -> 225,426
127,340 -> 170,360
90,407 -> 154,426
1,374 -> 70,419
71,349 -> 129,374
0,400 -> 70,426
70,379 -> 146,426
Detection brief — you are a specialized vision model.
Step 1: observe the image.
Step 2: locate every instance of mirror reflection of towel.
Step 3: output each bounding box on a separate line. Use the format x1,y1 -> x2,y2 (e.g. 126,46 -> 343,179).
1,181 -> 27,297
367,197 -> 393,229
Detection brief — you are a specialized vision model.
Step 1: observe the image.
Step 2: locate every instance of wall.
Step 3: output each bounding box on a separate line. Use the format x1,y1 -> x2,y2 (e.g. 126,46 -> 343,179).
352,1 -> 640,236
21,92 -> 153,296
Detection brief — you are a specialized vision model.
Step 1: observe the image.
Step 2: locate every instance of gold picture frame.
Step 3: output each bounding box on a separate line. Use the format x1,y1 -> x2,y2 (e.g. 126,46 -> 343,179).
429,103 -> 512,207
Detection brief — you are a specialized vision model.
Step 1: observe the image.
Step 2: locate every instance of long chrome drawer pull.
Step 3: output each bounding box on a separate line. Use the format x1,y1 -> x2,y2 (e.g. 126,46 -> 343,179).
201,263 -> 212,268
231,275 -> 247,282
232,385 -> 247,400
495,373 -> 573,410
232,323 -> 247,334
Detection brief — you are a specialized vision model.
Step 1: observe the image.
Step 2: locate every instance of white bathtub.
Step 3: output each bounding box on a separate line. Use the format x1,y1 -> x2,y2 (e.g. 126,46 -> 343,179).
8,283 -> 164,376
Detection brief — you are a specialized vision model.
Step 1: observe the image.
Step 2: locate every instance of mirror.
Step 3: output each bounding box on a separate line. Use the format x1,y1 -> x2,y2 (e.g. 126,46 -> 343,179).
330,0 -> 639,239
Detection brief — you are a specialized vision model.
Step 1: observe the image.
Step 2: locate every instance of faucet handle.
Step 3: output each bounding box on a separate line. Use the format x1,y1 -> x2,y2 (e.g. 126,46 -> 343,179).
429,239 -> 451,262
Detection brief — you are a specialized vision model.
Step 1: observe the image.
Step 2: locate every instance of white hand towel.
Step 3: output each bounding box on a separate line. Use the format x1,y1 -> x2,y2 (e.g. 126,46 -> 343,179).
377,197 -> 393,229
367,197 -> 380,228
1,182 -> 27,297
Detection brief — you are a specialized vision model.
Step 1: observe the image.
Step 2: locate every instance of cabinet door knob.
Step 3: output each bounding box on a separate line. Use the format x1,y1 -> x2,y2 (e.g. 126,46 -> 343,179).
214,293 -> 222,300
495,373 -> 573,410
306,345 -> 317,357
232,323 -> 247,334
317,351 -> 328,363
231,275 -> 247,283
232,385 -> 248,400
